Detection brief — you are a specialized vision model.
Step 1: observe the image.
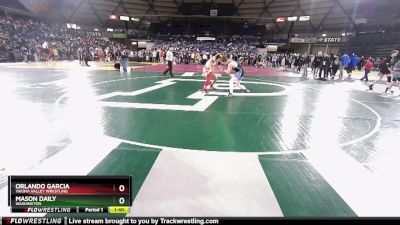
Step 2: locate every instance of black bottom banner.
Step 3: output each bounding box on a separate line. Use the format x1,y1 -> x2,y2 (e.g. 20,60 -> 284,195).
2,217 -> 400,225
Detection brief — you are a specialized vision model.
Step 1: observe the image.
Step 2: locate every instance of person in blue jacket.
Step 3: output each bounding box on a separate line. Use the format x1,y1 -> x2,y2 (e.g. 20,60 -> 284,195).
339,53 -> 350,79
348,53 -> 360,79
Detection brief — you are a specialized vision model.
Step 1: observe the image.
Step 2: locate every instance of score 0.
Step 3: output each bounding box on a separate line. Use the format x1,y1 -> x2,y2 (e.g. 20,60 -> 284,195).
118,184 -> 126,205
118,184 -> 125,193
115,182 -> 130,206
118,196 -> 126,205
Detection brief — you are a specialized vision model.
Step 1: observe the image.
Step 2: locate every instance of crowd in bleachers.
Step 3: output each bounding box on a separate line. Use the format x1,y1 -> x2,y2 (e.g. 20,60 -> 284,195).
0,15 -> 131,64
0,15 -> 265,66
1,15 -> 399,90
140,36 -> 259,65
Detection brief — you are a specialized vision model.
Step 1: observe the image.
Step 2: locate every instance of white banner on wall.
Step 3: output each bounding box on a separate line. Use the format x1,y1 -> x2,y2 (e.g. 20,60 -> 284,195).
315,37 -> 342,43
197,37 -> 216,41
266,45 -> 278,52
291,37 -> 305,43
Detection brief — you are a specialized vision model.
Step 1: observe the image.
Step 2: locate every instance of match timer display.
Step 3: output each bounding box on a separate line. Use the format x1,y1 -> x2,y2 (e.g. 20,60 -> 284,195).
8,176 -> 132,213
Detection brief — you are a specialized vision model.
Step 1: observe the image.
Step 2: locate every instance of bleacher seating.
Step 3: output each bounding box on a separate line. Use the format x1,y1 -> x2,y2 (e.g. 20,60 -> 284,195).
149,20 -> 267,36
345,32 -> 400,58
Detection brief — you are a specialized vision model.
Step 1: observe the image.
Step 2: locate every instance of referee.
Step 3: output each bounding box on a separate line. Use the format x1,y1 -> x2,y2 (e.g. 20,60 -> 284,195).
163,47 -> 174,77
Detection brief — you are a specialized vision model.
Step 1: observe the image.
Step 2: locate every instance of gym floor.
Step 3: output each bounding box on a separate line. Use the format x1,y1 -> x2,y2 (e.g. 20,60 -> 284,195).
1,61 -> 399,217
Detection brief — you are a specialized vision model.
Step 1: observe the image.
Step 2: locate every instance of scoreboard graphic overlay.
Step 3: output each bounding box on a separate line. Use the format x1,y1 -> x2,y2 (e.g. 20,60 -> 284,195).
2,176 -> 224,224
8,176 -> 131,214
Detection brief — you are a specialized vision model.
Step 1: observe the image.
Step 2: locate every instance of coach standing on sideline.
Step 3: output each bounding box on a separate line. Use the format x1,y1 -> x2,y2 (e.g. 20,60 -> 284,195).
163,47 -> 174,77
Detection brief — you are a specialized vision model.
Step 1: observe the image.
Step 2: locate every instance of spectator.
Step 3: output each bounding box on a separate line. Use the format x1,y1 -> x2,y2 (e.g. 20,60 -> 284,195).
361,58 -> 374,82
340,53 -> 351,79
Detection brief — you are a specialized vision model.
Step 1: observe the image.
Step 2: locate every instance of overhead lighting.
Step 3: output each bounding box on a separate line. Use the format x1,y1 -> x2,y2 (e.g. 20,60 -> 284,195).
131,17 -> 140,21
94,28 -> 99,31
299,16 -> 310,21
108,15 -> 117,20
341,33 -> 346,36
276,17 -> 286,22
107,28 -> 114,32
322,33 -> 327,37
66,23 -> 77,29
287,16 -> 298,22
120,16 -> 129,21
76,26 -> 81,30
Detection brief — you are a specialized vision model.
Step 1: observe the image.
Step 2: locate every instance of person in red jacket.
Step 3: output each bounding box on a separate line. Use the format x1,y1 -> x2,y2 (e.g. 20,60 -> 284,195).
159,49 -> 164,63
361,58 -> 374,82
